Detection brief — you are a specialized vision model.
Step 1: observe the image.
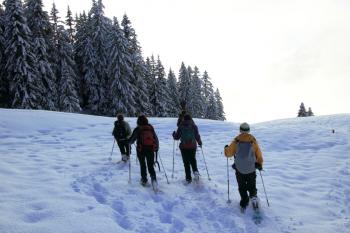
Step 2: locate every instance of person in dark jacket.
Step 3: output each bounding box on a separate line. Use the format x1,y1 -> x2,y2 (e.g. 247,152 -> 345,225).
173,114 -> 202,183
224,122 -> 264,210
129,115 -> 159,186
112,114 -> 132,162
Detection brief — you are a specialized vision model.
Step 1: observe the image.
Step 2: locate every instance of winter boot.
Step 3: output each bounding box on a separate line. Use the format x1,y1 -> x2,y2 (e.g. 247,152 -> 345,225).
151,178 -> 158,191
251,196 -> 259,210
193,171 -> 200,182
140,178 -> 148,186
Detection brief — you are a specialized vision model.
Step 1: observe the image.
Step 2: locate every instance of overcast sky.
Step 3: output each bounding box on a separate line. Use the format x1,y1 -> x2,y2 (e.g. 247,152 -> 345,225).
43,0 -> 350,123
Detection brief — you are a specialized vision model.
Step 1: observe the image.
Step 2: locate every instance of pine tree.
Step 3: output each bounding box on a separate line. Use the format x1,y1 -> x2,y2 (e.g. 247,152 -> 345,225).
104,17 -> 136,116
56,25 -> 81,112
178,62 -> 192,111
206,93 -> 218,120
190,66 -> 205,118
86,0 -> 111,114
80,31 -> 99,113
145,55 -> 157,116
0,3 -> 8,107
307,107 -> 314,117
152,56 -> 169,117
73,11 -> 87,104
4,0 -> 45,109
166,69 -> 180,117
214,88 -> 225,120
202,70 -> 214,118
25,0 -> 57,110
65,6 -> 74,43
50,2 -> 60,45
298,102 -> 307,117
121,14 -> 150,116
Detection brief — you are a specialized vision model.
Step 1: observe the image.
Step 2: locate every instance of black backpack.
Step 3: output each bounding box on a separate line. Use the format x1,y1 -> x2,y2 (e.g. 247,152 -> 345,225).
113,121 -> 127,140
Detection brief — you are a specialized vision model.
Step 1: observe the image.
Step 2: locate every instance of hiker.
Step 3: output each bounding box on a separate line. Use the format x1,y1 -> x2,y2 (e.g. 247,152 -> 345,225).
224,122 -> 263,210
173,114 -> 202,183
128,115 -> 159,187
112,113 -> 132,162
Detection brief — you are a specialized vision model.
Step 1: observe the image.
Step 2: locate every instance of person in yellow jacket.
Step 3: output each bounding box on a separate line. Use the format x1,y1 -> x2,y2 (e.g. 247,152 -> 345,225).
224,122 -> 263,210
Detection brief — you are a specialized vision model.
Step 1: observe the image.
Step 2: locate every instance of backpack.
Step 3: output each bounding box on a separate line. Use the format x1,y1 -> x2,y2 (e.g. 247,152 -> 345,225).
234,140 -> 256,174
113,121 -> 127,140
138,125 -> 157,151
180,124 -> 196,149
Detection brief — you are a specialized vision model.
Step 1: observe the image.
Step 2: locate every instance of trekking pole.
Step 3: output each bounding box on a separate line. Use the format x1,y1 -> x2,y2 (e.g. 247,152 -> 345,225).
128,148 -> 131,183
259,170 -> 270,207
109,140 -> 115,161
158,151 -> 170,184
226,154 -> 231,203
171,139 -> 175,178
200,147 -> 211,181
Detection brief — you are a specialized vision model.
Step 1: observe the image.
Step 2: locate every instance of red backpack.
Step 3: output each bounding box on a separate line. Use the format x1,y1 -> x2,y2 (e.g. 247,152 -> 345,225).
138,125 -> 157,151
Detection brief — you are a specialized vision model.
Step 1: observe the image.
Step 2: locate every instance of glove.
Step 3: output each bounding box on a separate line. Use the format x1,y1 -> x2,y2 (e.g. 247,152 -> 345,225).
255,162 -> 263,171
172,131 -> 176,137
231,163 -> 236,170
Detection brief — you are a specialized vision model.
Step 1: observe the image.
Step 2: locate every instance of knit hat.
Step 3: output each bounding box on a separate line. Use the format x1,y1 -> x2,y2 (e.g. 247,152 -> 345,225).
239,122 -> 250,133
117,113 -> 124,121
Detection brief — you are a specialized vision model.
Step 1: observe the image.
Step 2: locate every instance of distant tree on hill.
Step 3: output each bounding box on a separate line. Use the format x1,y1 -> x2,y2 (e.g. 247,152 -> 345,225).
297,102 -> 307,117
307,107 -> 314,117
298,102 -> 314,117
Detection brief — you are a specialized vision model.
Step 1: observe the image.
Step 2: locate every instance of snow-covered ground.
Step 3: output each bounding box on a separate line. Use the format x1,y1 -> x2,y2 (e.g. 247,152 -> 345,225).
0,109 -> 349,233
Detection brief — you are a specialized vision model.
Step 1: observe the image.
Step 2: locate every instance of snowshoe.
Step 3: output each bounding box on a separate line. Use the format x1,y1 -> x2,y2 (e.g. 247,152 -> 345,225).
250,196 -> 262,224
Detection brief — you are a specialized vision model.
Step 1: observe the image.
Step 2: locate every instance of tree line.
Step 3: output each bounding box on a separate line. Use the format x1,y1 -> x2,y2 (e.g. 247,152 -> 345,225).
0,0 -> 225,120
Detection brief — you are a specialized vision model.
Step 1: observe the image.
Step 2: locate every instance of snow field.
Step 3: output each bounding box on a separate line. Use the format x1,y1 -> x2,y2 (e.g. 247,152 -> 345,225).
0,109 -> 349,233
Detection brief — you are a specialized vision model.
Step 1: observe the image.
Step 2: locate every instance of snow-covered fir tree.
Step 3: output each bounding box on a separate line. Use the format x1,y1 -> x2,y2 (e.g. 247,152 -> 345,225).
190,66 -> 205,118
87,0 -> 111,115
166,69 -> 180,117
202,70 -> 214,118
25,0 -> 57,110
0,3 -> 8,107
206,93 -> 218,120
298,102 -> 307,117
104,17 -> 136,116
152,56 -> 170,117
307,107 -> 314,117
145,56 -> 157,116
185,65 -> 195,115
49,2 -> 60,45
3,0 -> 45,109
65,6 -> 74,44
177,62 -> 192,110
214,88 -> 225,120
121,14 -> 150,116
80,31 -> 100,113
56,25 -> 81,112
73,11 -> 87,104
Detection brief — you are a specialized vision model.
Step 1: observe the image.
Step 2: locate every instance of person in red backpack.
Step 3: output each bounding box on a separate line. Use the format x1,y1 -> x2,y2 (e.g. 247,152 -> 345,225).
173,114 -> 202,183
129,115 -> 159,186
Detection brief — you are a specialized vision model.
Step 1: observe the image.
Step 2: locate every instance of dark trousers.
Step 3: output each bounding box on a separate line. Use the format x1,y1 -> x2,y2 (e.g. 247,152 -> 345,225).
137,149 -> 156,182
180,148 -> 198,181
235,171 -> 257,207
117,140 -> 130,156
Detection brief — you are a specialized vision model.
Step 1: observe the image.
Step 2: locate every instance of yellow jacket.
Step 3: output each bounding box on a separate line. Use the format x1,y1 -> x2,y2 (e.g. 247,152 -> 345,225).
224,133 -> 263,165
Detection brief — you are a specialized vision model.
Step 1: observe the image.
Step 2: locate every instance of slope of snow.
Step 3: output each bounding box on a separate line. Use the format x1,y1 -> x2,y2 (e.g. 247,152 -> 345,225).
0,109 -> 349,233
